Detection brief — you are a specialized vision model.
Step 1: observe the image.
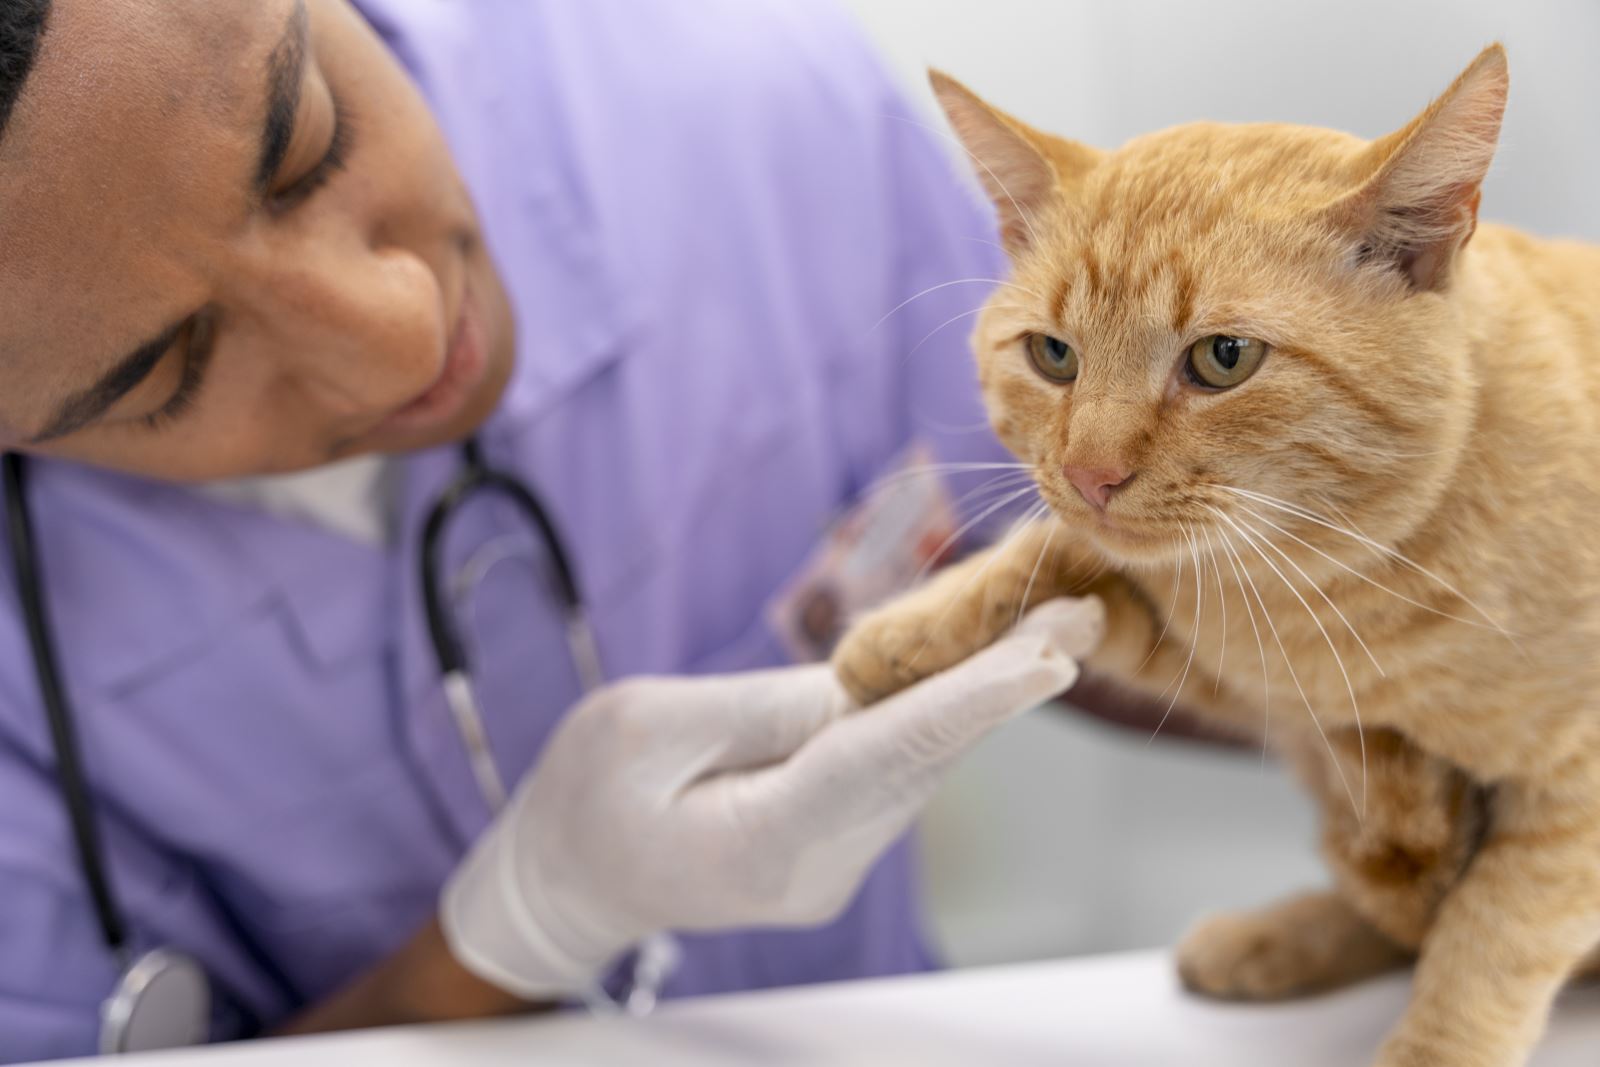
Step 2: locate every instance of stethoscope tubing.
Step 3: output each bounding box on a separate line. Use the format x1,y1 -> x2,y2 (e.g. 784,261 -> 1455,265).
3,436 -> 631,1050
2,452 -> 129,963
422,438 -> 586,676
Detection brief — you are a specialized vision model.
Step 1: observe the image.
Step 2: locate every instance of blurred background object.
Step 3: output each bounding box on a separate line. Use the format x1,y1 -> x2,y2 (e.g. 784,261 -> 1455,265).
837,0 -> 1600,967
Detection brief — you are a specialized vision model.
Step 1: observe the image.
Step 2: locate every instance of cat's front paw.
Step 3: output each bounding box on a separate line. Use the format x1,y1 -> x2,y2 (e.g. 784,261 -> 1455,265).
832,601 -> 955,706
1176,892 -> 1406,1002
1177,911 -> 1322,1001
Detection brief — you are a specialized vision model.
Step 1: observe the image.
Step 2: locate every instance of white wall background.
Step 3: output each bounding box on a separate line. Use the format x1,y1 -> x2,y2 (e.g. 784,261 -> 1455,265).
836,0 -> 1600,967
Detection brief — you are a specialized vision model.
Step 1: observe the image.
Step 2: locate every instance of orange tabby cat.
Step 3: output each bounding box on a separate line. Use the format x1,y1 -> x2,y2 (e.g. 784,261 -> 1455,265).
833,46 -> 1600,1067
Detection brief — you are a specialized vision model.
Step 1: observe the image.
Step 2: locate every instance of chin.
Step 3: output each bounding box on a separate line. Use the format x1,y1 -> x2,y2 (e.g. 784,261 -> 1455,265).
1042,496 -> 1185,569
1085,524 -> 1187,568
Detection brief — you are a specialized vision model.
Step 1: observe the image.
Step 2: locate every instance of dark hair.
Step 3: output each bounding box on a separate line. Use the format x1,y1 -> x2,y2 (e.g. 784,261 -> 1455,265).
0,0 -> 50,141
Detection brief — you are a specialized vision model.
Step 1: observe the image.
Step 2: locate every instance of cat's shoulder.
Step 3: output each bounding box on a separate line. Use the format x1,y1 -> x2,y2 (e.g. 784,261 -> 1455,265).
1472,222 -> 1600,270
1469,222 -> 1600,300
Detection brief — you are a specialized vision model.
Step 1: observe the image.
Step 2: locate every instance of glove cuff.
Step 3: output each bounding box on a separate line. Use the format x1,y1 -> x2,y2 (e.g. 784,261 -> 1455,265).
439,820 -> 615,1001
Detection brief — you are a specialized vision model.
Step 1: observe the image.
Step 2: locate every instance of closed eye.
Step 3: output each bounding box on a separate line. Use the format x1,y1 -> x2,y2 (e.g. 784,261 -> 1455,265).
269,95 -> 353,214
141,314 -> 219,432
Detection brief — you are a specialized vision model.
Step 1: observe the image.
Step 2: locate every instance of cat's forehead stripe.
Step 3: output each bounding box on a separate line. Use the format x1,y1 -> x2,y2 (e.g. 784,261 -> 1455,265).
1050,239 -> 1197,337
1169,257 -> 1196,336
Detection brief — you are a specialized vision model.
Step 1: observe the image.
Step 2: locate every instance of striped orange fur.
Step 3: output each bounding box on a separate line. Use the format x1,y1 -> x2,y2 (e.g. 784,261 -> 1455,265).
835,45 -> 1600,1067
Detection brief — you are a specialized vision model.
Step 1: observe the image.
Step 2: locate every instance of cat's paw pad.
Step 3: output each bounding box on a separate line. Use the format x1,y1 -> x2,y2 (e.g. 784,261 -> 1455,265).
1176,911 -> 1334,1002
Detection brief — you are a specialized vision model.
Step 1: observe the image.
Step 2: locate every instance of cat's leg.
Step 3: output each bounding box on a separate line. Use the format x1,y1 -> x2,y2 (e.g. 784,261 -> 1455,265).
1177,890 -> 1408,1000
831,514 -> 1227,713
832,516 -> 1104,704
1177,729 -> 1485,1003
1373,770 -> 1600,1067
1069,574 -> 1242,724
1289,728 -> 1488,952
832,512 -> 1248,738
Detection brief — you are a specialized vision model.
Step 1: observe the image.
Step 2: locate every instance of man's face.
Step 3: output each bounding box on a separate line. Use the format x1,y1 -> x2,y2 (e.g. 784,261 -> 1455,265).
0,0 -> 516,480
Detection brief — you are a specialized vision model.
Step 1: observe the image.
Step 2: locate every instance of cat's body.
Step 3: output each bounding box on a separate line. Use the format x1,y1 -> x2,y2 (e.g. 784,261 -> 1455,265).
834,48 -> 1600,1066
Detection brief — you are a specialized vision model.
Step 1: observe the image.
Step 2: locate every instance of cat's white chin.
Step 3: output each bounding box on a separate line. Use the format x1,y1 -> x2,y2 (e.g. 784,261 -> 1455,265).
1079,519 -> 1184,567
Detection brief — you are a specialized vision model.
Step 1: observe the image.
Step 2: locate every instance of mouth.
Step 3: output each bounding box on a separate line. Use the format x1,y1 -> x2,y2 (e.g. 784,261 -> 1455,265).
1041,490 -> 1187,563
1040,485 -> 1134,536
374,283 -> 490,437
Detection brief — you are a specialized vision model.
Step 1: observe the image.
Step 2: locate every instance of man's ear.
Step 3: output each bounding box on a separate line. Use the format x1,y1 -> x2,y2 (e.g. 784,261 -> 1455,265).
929,70 -> 1099,254
1327,44 -> 1508,291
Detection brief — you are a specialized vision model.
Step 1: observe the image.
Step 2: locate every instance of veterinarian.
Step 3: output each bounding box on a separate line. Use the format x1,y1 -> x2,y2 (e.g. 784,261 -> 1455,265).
0,0 -> 1110,1059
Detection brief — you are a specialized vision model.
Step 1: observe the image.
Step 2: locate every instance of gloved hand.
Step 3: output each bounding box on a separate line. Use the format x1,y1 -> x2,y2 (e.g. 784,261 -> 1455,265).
440,597 -> 1104,1002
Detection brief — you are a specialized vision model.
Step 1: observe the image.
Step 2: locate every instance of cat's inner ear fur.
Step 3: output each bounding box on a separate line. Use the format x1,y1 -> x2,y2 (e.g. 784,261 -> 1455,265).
929,70 -> 1099,254
1331,44 -> 1508,292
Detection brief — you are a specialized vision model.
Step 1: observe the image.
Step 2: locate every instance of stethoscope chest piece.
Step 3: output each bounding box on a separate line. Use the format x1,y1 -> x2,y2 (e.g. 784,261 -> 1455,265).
99,949 -> 210,1055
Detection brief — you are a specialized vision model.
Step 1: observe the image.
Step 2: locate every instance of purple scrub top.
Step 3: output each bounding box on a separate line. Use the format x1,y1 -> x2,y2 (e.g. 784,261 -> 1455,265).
0,0 -> 1009,1059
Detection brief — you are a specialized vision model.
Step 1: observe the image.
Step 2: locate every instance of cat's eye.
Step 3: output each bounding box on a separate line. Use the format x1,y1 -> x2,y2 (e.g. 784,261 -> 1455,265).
1187,335 -> 1267,389
1026,333 -> 1079,382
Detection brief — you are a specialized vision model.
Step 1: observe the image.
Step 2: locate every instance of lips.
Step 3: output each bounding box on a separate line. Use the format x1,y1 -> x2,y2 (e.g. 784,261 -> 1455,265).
376,284 -> 488,436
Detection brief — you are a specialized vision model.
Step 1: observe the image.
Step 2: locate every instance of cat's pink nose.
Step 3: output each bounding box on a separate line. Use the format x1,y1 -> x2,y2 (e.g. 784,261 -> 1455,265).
1064,465 -> 1135,511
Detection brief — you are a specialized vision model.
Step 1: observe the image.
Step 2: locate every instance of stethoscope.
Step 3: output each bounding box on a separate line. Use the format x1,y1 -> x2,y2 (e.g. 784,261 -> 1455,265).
1,438 -> 676,1054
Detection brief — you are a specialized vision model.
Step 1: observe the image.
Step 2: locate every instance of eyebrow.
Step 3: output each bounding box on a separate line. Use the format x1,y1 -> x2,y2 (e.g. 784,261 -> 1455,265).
29,2 -> 309,443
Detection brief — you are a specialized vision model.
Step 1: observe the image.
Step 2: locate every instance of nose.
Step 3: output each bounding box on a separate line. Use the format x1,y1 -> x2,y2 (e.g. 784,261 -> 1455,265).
1064,465 -> 1135,511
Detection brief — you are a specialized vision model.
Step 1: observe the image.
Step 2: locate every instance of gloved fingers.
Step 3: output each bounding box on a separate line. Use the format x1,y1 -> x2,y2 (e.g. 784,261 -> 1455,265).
631,663 -> 851,776
835,595 -> 1102,770
665,600 -> 1098,911
757,597 -> 1103,839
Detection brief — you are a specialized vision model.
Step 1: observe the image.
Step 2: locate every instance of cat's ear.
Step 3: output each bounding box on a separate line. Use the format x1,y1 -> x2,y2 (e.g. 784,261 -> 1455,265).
929,70 -> 1099,253
1330,44 -> 1508,291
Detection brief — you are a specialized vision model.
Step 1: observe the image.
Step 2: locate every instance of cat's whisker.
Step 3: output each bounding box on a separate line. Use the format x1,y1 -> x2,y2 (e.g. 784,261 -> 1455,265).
869,460 -> 1033,489
1324,498 -> 1419,576
942,477 -> 1046,564
1214,526 -> 1271,768
861,464 -> 1033,516
906,499 -> 1046,670
1214,485 -> 1523,653
912,480 -> 1042,588
1136,536 -> 1184,676
960,234 -> 1010,256
1305,494 -> 1367,545
883,113 -> 1047,251
868,279 -> 1042,334
1231,513 -> 1370,818
901,304 -> 1024,365
946,470 -> 1041,515
1233,510 -> 1386,679
1201,526 -> 1229,694
1148,523 -> 1204,747
1151,526 -> 1197,711
1313,493 -> 1354,525
1204,505 -> 1362,823
1047,521 -> 1066,583
978,501 -> 1055,637
1016,513 -> 1058,628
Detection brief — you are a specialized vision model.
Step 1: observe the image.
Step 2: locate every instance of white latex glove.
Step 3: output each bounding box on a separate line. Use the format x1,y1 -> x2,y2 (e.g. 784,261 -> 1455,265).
440,597 -> 1104,1001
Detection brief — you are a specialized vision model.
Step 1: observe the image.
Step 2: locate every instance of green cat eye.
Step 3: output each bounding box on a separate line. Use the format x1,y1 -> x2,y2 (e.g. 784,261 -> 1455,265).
1188,335 -> 1267,388
1026,333 -> 1078,382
